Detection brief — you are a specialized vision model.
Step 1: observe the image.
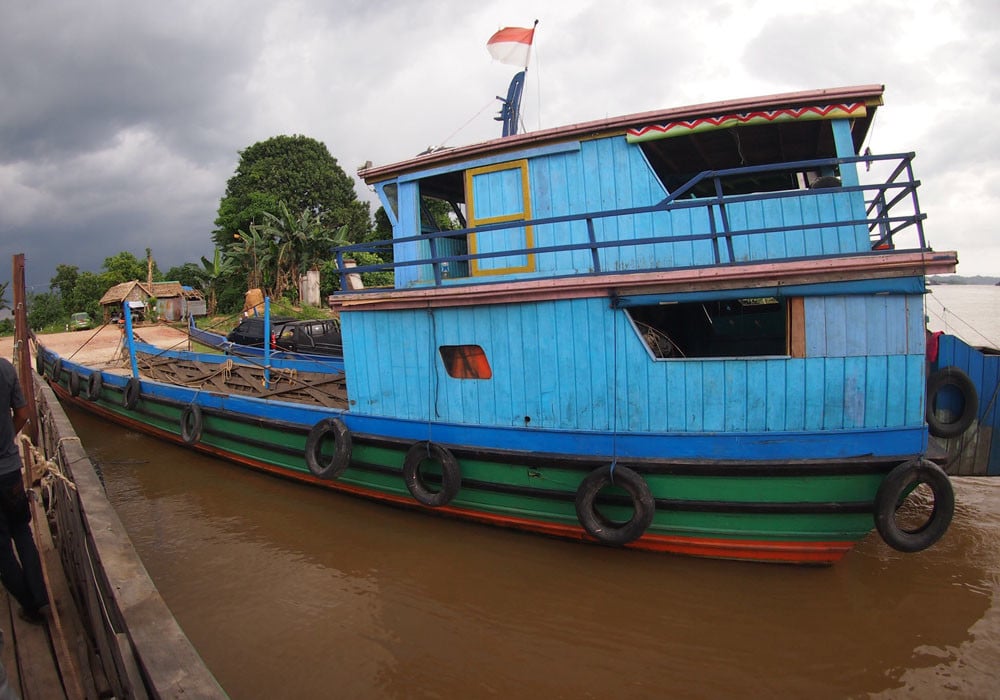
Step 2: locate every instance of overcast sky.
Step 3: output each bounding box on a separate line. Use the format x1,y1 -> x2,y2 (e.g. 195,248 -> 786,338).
1,0 -> 997,297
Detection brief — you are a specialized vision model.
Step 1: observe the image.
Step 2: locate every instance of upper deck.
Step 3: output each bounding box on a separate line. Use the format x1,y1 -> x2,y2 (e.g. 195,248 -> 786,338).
333,85 -> 956,304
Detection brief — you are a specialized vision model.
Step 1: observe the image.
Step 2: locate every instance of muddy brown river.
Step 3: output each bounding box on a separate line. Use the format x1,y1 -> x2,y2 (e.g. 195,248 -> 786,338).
34,284 -> 1000,698
63,402 -> 999,699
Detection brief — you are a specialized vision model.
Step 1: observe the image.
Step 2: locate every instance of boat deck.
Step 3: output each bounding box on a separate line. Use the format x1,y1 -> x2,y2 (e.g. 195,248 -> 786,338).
37,324 -> 348,408
1,476 -> 96,699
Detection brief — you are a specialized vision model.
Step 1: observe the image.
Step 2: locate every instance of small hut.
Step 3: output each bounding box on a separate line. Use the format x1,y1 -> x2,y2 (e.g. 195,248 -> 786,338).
99,281 -> 205,323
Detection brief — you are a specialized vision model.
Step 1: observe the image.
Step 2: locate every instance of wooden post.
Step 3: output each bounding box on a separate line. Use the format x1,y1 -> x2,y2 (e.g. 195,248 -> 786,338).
11,254 -> 38,444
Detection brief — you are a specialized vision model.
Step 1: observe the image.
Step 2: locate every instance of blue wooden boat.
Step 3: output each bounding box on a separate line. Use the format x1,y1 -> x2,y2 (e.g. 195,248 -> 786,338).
40,83 -> 995,564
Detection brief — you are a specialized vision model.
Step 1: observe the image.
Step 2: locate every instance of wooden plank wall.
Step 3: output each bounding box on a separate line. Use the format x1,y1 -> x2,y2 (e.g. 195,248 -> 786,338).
935,334 -> 1000,476
344,292 -> 926,433
468,136 -> 871,279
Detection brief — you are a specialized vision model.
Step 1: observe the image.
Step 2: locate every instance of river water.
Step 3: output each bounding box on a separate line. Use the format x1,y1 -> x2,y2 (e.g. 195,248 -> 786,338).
64,285 -> 1000,699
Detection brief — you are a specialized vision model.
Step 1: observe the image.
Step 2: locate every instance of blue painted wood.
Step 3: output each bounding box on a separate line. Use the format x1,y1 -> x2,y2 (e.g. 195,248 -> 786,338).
56,349 -> 931,464
364,146 -> 924,293
344,289 -> 927,440
935,334 -> 1000,475
393,181 -> 421,288
831,119 -> 861,188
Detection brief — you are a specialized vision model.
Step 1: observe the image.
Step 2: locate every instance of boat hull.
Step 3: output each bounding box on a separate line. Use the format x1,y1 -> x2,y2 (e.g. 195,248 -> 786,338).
42,352 -> 899,565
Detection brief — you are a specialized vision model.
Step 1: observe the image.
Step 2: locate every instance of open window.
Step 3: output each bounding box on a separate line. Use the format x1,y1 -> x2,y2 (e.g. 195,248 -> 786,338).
417,170 -> 470,278
637,120 -> 845,198
627,296 -> 797,359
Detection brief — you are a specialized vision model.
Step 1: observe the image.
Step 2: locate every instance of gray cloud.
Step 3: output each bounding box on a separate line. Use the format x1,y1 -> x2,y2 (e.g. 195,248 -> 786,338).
2,0 -> 998,295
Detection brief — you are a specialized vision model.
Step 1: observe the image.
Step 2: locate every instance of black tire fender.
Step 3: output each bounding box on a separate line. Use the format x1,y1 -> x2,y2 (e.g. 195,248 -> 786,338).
926,367 -> 978,438
69,370 -> 81,397
87,372 -> 103,402
304,418 -> 352,479
50,358 -> 62,382
403,441 -> 461,507
575,464 -> 656,546
181,404 -> 203,445
122,377 -> 141,410
35,351 -> 44,376
874,458 -> 954,553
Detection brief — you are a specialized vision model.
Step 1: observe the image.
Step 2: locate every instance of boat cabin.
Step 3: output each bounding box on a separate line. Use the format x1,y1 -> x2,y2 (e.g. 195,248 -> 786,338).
357,86 -> 892,290
334,86 -> 954,450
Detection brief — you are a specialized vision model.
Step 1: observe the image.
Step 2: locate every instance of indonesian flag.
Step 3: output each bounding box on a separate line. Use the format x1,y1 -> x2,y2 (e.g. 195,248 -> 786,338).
487,26 -> 536,67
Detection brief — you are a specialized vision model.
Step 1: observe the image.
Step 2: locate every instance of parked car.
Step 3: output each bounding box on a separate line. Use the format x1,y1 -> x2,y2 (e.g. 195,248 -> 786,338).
225,316 -> 293,347
226,316 -> 342,357
274,319 -> 342,356
69,312 -> 93,330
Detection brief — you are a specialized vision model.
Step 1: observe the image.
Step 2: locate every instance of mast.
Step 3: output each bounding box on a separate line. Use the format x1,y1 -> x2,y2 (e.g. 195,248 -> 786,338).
489,20 -> 538,137
11,254 -> 38,444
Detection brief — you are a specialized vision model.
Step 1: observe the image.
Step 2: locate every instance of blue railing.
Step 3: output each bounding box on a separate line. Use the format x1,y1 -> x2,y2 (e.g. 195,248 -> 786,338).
333,152 -> 926,293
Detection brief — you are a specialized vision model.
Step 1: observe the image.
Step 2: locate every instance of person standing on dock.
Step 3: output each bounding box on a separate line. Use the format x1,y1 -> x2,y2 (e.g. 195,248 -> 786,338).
0,357 -> 47,624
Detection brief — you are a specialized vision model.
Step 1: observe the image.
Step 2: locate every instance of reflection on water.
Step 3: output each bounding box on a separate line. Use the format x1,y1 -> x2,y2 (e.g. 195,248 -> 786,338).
67,404 -> 1000,699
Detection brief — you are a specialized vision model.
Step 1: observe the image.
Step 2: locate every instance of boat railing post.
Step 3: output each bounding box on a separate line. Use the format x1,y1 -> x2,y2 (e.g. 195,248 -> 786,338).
264,297 -> 271,390
335,250 -> 348,293
712,175 -> 735,263
585,218 -> 601,273
904,156 -> 927,249
429,233 -> 443,285
123,301 -> 139,379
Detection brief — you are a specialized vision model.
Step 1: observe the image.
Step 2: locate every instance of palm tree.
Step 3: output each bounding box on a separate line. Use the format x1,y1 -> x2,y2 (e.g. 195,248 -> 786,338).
0,281 -> 9,313
228,226 -> 273,293
195,250 -> 236,315
255,202 -> 347,300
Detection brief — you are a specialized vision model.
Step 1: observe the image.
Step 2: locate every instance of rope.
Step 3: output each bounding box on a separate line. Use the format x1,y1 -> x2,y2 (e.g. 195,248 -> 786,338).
66,323 -> 115,362
925,292 -> 1000,349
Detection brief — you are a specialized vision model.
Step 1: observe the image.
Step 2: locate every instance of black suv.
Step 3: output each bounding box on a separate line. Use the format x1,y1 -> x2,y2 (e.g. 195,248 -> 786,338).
274,319 -> 342,356
226,316 -> 293,347
226,317 -> 342,357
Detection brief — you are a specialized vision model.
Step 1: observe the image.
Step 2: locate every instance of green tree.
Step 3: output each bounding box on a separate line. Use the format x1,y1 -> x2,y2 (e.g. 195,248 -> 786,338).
253,202 -> 348,300
320,250 -> 394,296
101,251 -> 157,285
50,264 -> 79,312
26,292 -> 64,331
0,281 -> 9,313
227,227 -> 272,292
163,263 -> 205,289
194,250 -> 235,314
212,135 -> 371,249
73,272 -> 106,320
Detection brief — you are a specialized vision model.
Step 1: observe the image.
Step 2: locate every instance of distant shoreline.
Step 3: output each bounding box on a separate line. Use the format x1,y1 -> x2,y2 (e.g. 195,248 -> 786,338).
928,275 -> 999,286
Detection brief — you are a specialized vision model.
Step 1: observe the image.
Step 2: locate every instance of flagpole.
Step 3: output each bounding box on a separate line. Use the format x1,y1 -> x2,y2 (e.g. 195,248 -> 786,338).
523,19 -> 539,73
516,20 -> 538,135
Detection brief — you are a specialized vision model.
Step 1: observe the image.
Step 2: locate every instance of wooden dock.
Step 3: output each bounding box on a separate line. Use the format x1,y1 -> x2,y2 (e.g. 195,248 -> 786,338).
0,479 -> 92,699
4,253 -> 225,697
1,374 -> 227,699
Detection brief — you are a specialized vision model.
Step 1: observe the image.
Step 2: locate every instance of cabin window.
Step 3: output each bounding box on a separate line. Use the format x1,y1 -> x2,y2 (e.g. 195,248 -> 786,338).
637,120 -> 842,198
627,296 -> 794,358
380,182 -> 399,223
439,345 -> 493,379
465,160 -> 535,275
416,171 -> 470,278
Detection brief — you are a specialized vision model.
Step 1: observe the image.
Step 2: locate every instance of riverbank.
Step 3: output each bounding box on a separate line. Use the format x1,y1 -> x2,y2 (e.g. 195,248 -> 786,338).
1,324 -> 193,367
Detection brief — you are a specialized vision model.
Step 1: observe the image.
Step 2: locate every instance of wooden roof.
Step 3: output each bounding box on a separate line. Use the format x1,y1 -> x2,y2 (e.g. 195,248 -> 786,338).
98,280 -> 192,305
99,281 -> 147,306
358,85 -> 885,183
